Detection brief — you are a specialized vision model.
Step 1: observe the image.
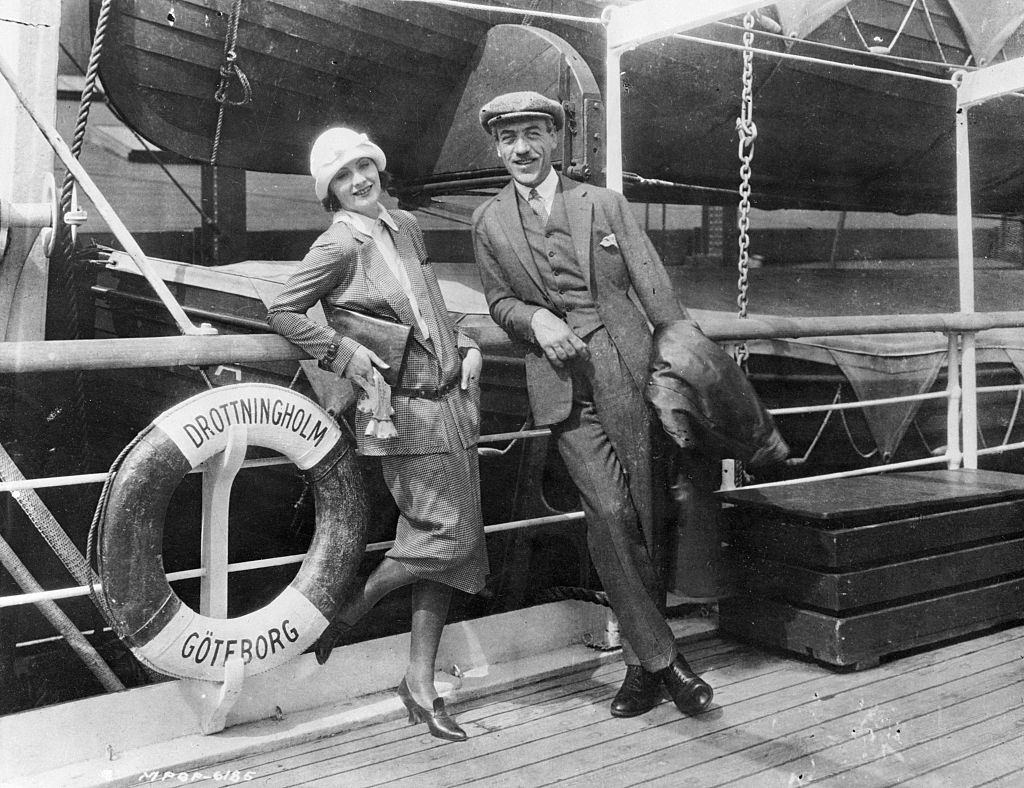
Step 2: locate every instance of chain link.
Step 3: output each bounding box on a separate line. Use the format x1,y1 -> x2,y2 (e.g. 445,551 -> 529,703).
734,11 -> 758,367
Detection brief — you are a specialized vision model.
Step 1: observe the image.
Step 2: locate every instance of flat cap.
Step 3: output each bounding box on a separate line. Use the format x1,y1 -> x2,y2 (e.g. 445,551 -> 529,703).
479,91 -> 564,133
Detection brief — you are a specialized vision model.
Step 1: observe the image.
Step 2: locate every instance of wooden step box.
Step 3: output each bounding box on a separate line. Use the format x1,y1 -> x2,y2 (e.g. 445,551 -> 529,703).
718,469 -> 1024,669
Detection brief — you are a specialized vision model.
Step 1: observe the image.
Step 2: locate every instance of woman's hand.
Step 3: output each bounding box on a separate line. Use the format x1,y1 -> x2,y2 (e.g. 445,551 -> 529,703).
460,347 -> 482,390
343,345 -> 390,385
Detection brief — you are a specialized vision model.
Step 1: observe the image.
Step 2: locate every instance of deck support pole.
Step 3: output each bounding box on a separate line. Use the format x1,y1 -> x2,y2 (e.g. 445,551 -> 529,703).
954,102 -> 978,469
952,57 -> 1024,470
0,52 -> 212,336
605,47 -> 624,194
0,0 -> 58,341
603,0 -> 770,195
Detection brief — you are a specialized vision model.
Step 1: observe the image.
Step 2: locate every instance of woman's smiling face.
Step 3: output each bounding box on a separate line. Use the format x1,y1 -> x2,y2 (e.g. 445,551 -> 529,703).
329,157 -> 382,217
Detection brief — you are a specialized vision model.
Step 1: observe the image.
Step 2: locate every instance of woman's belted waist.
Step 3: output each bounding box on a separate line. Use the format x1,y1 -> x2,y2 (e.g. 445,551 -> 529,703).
392,377 -> 461,400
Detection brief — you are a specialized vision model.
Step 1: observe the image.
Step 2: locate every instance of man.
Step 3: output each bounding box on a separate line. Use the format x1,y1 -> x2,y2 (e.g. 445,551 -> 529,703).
471,91 -> 713,718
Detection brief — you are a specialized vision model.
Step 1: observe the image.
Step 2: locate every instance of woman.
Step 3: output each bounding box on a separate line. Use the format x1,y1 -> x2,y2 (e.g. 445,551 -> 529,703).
267,127 -> 487,742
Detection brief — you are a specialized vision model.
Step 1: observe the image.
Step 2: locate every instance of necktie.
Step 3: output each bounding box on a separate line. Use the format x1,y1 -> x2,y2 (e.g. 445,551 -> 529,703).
528,188 -> 548,223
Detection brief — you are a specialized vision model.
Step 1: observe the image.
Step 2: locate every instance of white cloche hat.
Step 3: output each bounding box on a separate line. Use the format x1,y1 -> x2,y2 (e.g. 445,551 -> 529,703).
310,127 -> 387,201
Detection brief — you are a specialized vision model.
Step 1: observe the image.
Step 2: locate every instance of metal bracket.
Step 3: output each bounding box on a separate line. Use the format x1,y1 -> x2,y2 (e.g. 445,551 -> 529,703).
200,425 -> 248,618
0,174 -> 57,258
198,655 -> 246,734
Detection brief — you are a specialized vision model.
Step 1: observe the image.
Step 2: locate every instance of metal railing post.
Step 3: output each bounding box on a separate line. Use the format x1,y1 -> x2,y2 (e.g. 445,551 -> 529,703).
961,331 -> 979,468
945,333 -> 962,469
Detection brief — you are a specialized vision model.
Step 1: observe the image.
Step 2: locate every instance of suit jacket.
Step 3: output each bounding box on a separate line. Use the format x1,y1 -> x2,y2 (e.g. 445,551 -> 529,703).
268,209 -> 480,456
472,174 -> 687,425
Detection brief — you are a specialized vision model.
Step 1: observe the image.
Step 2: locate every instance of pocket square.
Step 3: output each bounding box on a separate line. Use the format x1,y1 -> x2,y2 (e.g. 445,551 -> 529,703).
600,233 -> 618,249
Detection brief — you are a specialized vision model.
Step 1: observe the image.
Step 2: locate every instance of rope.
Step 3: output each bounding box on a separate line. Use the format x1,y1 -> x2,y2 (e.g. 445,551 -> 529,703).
392,0 -> 600,25
0,534 -> 123,692
86,429 -> 148,619
672,32 -> 956,88
783,387 -> 842,466
210,0 -> 252,166
59,0 -> 112,218
531,585 -> 609,607
60,43 -> 216,229
0,441 -> 97,592
714,19 -> 961,74
919,0 -> 949,65
838,404 -> 881,460
49,0 -> 114,473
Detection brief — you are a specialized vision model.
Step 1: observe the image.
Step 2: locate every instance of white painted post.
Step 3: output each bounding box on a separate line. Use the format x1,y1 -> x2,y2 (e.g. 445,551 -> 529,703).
952,60 -> 1024,470
602,0 -> 770,194
954,102 -> 978,469
0,0 -> 58,341
0,52 -> 214,337
200,426 -> 248,617
605,47 -> 624,194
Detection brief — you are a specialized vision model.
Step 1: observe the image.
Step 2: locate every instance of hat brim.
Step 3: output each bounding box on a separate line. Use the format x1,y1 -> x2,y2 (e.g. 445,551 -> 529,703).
313,143 -> 387,201
484,110 -> 563,133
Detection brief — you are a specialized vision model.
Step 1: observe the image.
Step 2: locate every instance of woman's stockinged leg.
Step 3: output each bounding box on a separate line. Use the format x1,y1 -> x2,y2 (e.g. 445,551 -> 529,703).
335,556 -> 419,626
314,557 -> 420,664
405,579 -> 452,707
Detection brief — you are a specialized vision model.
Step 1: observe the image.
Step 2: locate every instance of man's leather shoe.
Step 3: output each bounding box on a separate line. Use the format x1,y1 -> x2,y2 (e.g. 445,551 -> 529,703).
659,656 -> 713,715
610,665 -> 662,717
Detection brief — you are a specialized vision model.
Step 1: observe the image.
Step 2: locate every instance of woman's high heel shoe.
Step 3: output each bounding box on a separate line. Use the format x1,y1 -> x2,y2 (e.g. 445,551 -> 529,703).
396,678 -> 468,742
312,618 -> 351,665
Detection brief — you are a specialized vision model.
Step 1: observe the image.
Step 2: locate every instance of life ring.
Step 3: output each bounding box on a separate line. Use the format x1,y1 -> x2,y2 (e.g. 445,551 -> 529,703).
95,383 -> 368,681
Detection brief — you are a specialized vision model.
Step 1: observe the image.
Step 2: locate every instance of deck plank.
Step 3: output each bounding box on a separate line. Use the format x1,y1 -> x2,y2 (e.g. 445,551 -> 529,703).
187,640 -> 742,785
821,708 -> 1024,787
900,739 -> 1024,787
265,641 -> 762,787
444,659 -> 829,788
370,650 -> 801,788
185,627 -> 1024,788
722,669 -> 1023,787
535,629 -> 1024,788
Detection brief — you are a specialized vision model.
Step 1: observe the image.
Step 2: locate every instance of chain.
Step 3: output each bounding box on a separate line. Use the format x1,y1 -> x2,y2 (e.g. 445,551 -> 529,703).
734,11 -> 758,367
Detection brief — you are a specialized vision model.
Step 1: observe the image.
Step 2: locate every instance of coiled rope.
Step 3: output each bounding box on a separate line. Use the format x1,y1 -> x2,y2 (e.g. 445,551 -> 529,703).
210,0 -> 252,166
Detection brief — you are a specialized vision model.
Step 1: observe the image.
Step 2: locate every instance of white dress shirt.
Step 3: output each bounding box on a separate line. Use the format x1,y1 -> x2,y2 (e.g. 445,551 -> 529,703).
513,167 -> 558,218
334,205 -> 430,339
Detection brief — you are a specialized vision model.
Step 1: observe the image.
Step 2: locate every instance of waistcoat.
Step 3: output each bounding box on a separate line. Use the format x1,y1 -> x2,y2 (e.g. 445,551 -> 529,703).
518,190 -> 603,338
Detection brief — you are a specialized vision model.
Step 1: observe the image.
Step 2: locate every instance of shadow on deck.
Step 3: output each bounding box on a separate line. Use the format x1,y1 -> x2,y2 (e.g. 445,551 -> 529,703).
183,625 -> 1024,787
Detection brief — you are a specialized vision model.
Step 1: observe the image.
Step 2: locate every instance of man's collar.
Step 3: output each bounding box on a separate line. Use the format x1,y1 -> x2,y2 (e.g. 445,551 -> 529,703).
512,168 -> 558,203
331,204 -> 397,235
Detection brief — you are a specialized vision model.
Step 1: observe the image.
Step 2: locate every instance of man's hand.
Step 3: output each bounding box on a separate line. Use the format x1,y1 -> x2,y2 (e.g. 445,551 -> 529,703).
460,347 -> 483,389
530,309 -> 590,368
342,345 -> 390,386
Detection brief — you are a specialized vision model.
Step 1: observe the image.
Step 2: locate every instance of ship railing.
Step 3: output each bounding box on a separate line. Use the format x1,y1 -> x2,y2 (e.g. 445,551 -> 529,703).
5,309 -> 1024,616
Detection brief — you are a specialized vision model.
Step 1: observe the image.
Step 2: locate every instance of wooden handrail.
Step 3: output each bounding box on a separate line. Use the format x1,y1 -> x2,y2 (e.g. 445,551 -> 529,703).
5,311 -> 1024,374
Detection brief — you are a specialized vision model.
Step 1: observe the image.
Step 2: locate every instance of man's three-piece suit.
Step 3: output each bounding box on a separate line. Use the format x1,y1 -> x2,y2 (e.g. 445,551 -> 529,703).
473,173 -> 687,671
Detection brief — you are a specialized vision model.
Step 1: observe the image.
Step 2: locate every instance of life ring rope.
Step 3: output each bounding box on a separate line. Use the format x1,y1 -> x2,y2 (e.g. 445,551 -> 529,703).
92,384 -> 369,682
87,426 -> 147,623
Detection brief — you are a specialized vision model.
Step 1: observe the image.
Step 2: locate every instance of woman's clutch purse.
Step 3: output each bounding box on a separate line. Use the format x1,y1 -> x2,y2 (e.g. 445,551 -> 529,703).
326,306 -> 412,387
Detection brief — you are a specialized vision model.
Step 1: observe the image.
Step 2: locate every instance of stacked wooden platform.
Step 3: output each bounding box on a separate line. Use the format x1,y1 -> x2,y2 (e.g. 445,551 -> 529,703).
720,469 -> 1024,669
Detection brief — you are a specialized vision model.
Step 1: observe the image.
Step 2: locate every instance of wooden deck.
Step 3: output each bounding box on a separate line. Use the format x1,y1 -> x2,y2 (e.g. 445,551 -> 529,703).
186,625 -> 1024,787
